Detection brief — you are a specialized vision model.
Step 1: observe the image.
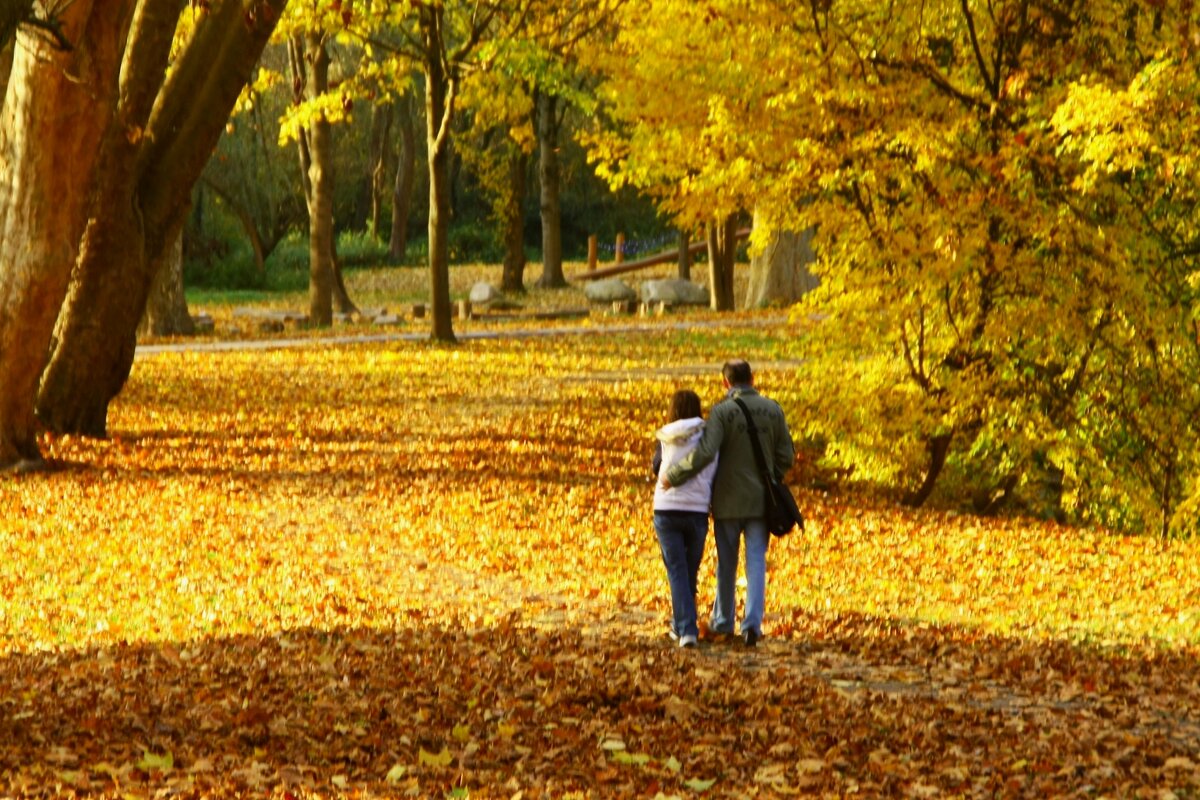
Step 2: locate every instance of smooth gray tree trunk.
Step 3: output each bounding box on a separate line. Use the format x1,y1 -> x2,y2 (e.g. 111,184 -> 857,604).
745,218 -> 818,308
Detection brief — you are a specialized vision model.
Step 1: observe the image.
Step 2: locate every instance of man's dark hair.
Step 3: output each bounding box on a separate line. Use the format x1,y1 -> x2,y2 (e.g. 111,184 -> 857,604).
668,389 -> 703,422
723,359 -> 753,386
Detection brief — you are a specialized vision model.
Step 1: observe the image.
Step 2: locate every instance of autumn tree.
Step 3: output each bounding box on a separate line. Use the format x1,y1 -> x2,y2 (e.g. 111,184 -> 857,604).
345,0 -> 549,342
277,6 -> 365,325
585,0 -> 1199,531
201,58 -> 306,275
0,1 -> 285,467
583,1 -> 756,311
458,69 -> 535,292
526,2 -> 621,289
1050,49 -> 1200,534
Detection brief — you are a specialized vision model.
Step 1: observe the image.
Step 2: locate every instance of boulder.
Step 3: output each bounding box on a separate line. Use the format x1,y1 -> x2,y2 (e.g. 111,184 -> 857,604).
584,278 -> 637,303
640,279 -> 709,306
469,282 -> 503,305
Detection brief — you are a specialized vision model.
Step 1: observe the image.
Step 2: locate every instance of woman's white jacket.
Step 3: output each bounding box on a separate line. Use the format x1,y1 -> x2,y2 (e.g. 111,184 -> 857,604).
653,417 -> 718,513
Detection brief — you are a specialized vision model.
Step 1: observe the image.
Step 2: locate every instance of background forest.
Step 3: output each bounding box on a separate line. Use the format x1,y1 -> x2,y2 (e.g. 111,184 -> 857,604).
3,0 -> 1200,537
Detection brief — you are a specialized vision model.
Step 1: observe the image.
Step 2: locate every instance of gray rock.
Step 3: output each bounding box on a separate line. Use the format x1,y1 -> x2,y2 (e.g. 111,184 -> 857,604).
585,278 -> 637,303
193,314 -> 215,334
469,282 -> 503,305
640,279 -> 709,306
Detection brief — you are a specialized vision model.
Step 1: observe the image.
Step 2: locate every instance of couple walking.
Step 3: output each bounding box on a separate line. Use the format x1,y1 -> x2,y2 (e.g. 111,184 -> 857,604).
652,359 -> 795,648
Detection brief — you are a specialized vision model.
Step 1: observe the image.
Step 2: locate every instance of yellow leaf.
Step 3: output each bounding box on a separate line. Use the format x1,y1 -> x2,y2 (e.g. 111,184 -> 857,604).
611,751 -> 651,766
418,747 -> 453,768
135,751 -> 173,773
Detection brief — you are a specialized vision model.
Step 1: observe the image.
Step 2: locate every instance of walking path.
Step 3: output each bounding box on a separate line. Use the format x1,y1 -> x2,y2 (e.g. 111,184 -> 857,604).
135,315 -> 791,356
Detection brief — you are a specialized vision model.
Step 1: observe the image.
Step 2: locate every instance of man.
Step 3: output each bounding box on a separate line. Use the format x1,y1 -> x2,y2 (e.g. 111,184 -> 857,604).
660,359 -> 795,647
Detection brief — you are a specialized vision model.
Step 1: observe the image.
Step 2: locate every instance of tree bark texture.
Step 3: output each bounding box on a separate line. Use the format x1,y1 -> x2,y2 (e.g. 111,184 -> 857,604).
138,232 -> 193,337
421,6 -> 456,343
677,229 -> 692,280
501,147 -> 529,294
903,433 -> 953,508
389,92 -> 416,262
34,0 -> 286,438
0,1 -> 127,465
706,216 -> 737,311
0,1 -> 33,56
0,35 -> 14,104
303,32 -> 335,326
745,221 -> 818,308
536,91 -> 566,289
367,101 -> 392,238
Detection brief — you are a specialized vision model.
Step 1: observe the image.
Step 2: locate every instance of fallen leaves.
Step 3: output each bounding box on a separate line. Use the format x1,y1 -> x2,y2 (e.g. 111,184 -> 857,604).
0,332 -> 1197,796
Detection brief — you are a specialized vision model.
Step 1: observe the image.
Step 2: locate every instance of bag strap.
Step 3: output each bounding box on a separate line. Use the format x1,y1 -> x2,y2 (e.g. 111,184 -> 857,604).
733,397 -> 776,490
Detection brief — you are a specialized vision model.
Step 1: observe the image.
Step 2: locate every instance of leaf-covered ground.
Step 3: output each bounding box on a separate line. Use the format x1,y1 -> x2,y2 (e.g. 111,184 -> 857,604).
2,324 -> 1200,798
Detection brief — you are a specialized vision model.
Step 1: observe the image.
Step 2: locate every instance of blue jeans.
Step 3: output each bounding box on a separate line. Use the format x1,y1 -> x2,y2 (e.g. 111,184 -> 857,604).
710,517 -> 769,636
653,511 -> 709,638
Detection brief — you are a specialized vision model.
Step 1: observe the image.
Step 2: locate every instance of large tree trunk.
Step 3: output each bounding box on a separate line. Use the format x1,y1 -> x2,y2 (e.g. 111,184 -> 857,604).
536,91 -> 566,289
389,92 -> 416,262
34,0 -> 286,438
501,147 -> 529,294
706,215 -> 737,311
746,217 -> 818,308
421,7 -> 456,343
0,3 -> 125,467
139,233 -> 194,337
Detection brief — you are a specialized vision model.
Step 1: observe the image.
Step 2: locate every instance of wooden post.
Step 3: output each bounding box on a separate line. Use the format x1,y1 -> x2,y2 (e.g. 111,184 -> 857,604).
587,235 -> 598,270
615,232 -> 625,264
412,303 -> 426,319
457,300 -> 472,320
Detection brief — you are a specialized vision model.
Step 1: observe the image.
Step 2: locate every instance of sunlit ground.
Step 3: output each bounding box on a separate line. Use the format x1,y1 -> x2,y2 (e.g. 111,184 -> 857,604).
2,312 -> 1199,796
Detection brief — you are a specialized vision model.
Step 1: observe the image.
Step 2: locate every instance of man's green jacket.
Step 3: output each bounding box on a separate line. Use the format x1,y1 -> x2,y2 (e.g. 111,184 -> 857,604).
665,386 -> 794,520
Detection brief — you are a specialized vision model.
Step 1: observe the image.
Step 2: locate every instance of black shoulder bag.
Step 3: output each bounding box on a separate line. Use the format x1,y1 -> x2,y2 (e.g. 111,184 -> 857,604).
734,398 -> 804,537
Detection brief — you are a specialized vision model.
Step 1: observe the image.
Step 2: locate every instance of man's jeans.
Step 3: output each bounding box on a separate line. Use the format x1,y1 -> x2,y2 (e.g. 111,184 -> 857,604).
653,511 -> 708,638
710,517 -> 769,636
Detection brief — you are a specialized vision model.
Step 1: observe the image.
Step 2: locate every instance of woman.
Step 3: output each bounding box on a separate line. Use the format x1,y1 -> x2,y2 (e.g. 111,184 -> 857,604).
652,389 -> 718,648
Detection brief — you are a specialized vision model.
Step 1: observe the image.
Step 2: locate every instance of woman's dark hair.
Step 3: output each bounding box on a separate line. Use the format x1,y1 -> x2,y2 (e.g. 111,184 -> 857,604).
668,389 -> 703,422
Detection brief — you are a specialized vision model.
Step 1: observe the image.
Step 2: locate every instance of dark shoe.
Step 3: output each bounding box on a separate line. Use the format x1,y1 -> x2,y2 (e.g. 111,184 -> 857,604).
742,630 -> 760,648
